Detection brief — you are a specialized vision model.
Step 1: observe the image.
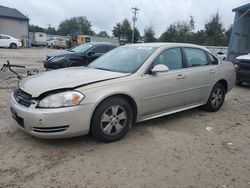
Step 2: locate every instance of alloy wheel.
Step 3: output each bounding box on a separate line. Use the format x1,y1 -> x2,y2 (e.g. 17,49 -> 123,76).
211,88 -> 223,108
100,105 -> 127,135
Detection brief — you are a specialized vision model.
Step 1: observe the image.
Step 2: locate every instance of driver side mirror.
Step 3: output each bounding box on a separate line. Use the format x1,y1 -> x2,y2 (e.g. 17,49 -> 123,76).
151,64 -> 169,74
87,51 -> 95,57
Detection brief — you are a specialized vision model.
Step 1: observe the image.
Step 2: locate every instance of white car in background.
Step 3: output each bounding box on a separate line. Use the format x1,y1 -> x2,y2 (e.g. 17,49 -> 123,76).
47,37 -> 66,49
216,51 -> 227,61
0,34 -> 22,49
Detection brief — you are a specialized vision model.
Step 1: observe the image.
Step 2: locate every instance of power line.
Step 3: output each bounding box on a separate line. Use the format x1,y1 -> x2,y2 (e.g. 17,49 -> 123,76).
131,7 -> 139,43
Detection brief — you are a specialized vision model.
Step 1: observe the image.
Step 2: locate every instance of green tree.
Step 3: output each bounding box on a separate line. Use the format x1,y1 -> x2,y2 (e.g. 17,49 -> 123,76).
159,16 -> 195,43
112,23 -> 122,38
29,24 -> 45,32
144,26 -> 156,42
97,31 -> 109,38
57,16 -> 94,36
193,30 -> 206,45
46,26 -> 57,35
225,25 -> 232,45
112,19 -> 135,43
133,27 -> 140,43
204,12 -> 225,45
159,24 -> 178,42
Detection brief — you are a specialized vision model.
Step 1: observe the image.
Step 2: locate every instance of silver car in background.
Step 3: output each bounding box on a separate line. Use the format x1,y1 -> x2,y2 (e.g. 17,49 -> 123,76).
10,43 -> 236,142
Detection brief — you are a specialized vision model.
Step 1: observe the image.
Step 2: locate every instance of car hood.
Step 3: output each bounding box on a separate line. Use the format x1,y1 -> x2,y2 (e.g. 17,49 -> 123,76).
46,50 -> 74,58
19,67 -> 130,97
236,53 -> 250,60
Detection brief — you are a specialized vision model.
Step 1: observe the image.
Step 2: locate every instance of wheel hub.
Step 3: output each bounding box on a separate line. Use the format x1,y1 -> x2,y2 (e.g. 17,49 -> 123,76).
101,105 -> 127,135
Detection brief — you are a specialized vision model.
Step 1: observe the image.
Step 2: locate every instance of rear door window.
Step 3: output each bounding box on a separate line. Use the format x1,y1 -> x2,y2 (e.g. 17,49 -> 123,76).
107,45 -> 116,51
184,48 -> 208,67
92,46 -> 108,53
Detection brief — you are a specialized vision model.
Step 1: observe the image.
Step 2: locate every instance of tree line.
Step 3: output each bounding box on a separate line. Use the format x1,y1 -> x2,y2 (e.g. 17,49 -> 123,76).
29,12 -> 232,46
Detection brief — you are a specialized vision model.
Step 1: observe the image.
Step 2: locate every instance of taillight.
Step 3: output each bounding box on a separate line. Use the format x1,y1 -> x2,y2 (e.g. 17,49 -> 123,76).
234,64 -> 238,72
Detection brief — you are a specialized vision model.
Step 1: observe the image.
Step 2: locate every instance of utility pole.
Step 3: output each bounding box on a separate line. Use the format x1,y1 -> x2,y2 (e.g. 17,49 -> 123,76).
131,7 -> 139,43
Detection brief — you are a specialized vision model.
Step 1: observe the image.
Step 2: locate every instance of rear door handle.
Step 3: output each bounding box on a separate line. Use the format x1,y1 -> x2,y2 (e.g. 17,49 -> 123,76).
176,74 -> 185,79
209,69 -> 215,73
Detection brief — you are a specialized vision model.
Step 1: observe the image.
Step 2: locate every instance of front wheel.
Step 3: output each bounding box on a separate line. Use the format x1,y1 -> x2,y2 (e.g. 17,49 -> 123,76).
10,43 -> 17,49
91,97 -> 133,142
203,83 -> 225,112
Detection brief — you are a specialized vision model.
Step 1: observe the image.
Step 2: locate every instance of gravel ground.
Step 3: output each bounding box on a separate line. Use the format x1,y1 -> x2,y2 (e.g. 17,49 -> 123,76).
0,48 -> 250,188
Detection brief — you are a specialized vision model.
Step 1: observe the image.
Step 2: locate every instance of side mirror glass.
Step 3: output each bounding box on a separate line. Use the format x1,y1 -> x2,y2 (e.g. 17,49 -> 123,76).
151,64 -> 169,74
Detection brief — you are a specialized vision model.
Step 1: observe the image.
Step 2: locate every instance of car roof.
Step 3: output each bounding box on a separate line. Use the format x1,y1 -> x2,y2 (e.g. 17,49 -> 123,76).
126,42 -> 209,52
87,42 -> 117,46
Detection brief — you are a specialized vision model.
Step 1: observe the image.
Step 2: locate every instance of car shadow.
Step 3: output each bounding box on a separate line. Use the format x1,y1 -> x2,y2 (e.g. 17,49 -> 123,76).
236,83 -> 250,89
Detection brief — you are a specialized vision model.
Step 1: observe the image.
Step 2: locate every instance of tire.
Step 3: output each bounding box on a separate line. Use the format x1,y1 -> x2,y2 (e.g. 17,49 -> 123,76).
91,97 -> 133,142
203,83 -> 225,112
236,81 -> 243,86
10,43 -> 17,49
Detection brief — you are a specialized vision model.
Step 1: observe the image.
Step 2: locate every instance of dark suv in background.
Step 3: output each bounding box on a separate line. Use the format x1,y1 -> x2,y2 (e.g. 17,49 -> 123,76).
234,53 -> 250,85
43,43 -> 117,69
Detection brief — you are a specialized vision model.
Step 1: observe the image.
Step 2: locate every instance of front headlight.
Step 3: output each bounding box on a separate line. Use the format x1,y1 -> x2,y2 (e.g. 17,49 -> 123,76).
38,91 -> 85,108
50,56 -> 66,62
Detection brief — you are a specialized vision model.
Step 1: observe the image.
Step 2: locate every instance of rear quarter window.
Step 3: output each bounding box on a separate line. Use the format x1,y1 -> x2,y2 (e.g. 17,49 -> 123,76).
207,53 -> 218,65
184,48 -> 208,67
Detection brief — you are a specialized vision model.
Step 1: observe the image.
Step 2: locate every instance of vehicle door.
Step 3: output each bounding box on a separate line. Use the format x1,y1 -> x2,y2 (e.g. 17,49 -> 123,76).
87,45 -> 108,63
182,48 -> 217,105
0,35 -> 10,47
141,48 -> 189,116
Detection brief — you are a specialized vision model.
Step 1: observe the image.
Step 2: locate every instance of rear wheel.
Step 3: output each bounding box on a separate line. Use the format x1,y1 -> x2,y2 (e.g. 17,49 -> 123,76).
91,97 -> 133,142
203,83 -> 225,112
10,43 -> 17,49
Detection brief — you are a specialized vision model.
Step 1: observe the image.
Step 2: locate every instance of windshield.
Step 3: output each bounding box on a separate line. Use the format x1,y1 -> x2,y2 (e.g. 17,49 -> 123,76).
71,43 -> 94,53
88,45 -> 157,73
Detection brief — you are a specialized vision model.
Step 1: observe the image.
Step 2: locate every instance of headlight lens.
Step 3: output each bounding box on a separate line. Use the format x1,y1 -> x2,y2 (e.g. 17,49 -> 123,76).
50,56 -> 65,62
38,91 -> 84,108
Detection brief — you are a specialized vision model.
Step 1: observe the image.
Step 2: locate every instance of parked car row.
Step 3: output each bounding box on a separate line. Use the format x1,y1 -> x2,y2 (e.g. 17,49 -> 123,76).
10,43 -> 236,142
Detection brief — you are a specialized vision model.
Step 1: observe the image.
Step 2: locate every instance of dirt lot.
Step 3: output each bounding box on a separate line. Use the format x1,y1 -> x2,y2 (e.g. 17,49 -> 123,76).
0,48 -> 250,188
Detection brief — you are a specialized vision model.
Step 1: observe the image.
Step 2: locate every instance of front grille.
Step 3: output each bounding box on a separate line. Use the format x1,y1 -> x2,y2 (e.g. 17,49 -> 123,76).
13,89 -> 33,107
238,60 -> 250,70
10,107 -> 24,128
32,125 -> 69,133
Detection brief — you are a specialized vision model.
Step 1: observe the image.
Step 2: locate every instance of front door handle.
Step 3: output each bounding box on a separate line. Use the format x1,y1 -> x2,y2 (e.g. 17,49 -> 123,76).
209,69 -> 215,73
176,74 -> 185,79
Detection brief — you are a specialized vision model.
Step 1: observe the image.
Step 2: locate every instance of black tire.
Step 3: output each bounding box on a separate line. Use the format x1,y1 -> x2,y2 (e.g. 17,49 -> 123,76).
203,83 -> 225,112
236,81 -> 243,86
10,43 -> 17,49
91,97 -> 133,142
